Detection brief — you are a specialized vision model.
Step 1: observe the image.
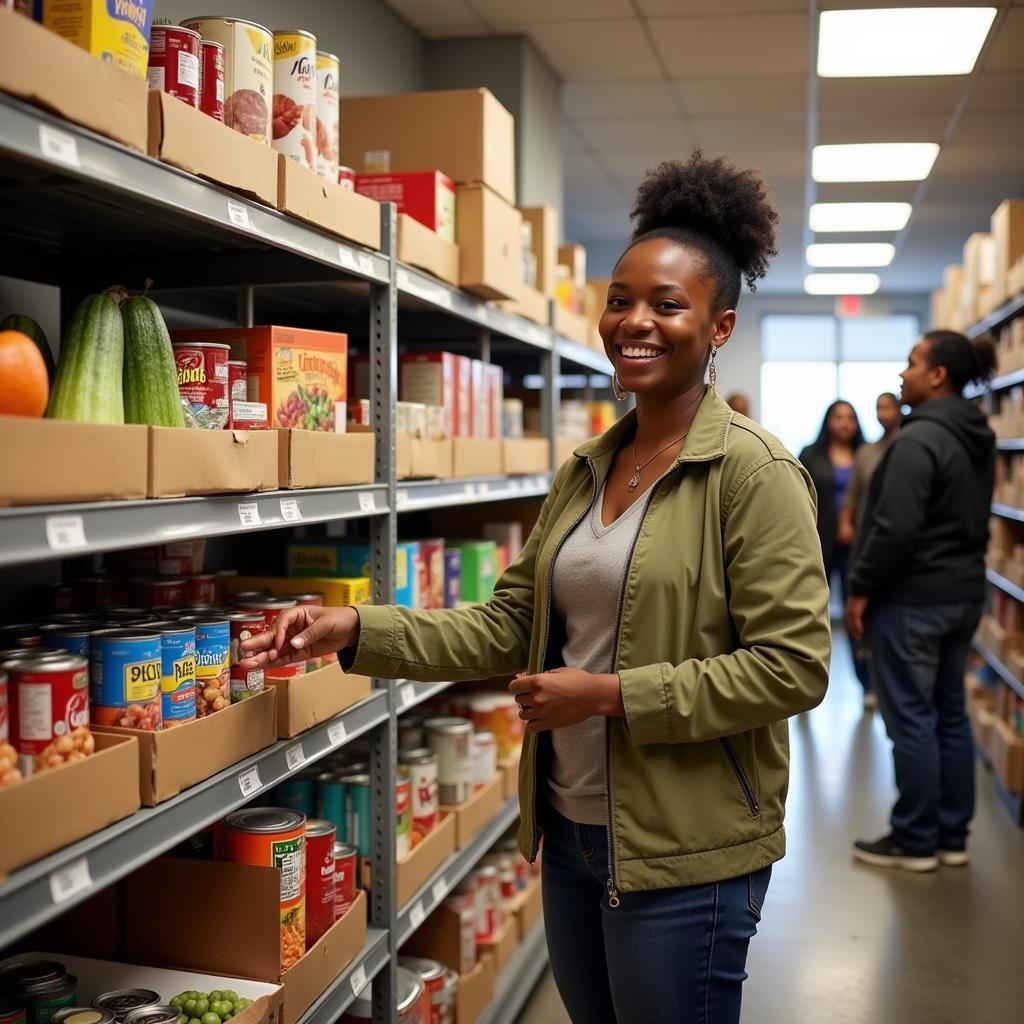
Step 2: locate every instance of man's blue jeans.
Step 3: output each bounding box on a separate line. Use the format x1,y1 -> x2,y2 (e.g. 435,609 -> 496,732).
867,600 -> 983,851
540,802 -> 770,1023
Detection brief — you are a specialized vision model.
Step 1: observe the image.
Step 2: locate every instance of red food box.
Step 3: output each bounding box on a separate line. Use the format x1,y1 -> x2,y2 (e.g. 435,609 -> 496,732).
400,352 -> 462,438
354,170 -> 456,242
486,364 -> 503,439
418,539 -> 446,609
470,359 -> 488,439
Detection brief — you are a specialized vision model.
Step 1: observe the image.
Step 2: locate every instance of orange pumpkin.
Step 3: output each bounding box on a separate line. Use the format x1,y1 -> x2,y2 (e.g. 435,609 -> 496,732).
0,330 -> 49,417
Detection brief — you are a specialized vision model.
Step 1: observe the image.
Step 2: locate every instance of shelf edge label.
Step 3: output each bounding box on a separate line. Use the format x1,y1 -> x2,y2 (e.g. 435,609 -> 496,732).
328,720 -> 348,746
285,743 -> 305,771
400,683 -> 416,708
238,502 -> 261,527
227,200 -> 252,231
280,498 -> 301,522
45,514 -> 87,552
39,124 -> 80,169
409,901 -> 426,929
431,878 -> 448,903
238,764 -> 262,797
350,965 -> 368,997
358,492 -> 376,512
49,856 -> 91,905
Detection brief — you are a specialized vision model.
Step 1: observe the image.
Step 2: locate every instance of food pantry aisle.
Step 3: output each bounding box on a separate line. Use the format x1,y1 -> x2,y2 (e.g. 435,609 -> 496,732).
515,631 -> 1024,1023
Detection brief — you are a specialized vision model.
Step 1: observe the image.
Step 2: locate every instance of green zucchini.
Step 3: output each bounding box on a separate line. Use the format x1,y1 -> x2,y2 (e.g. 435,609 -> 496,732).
1,313 -> 56,382
122,296 -> 185,428
46,294 -> 125,424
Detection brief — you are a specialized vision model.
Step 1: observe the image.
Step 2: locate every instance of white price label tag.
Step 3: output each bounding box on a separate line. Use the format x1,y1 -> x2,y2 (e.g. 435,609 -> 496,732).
227,200 -> 251,230
328,720 -> 348,746
238,502 -> 261,527
49,857 -> 91,905
396,489 -> 410,509
45,514 -> 87,552
479,481 -> 491,496
238,765 -> 262,797
280,498 -> 301,522
357,254 -> 375,276
338,246 -> 358,271
410,901 -> 426,929
39,124 -> 80,168
350,965 -> 368,997
462,483 -> 476,497
285,743 -> 305,771
400,683 -> 416,708
358,492 -> 376,512
432,879 -> 448,903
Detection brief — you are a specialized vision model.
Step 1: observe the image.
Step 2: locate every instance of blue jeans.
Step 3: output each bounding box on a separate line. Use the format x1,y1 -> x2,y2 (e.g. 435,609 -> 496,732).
831,544 -> 873,694
540,802 -> 771,1023
867,600 -> 982,851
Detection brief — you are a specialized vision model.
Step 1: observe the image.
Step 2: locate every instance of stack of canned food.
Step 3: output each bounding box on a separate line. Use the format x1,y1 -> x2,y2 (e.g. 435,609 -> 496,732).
341,960 -> 457,1024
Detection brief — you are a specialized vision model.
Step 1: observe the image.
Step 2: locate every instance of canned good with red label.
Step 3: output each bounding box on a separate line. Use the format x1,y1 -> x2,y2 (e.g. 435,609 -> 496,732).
396,769 -> 412,860
199,39 -> 225,122
133,577 -> 187,607
398,747 -> 438,847
227,611 -> 265,703
304,818 -> 336,949
172,341 -> 230,429
148,24 -> 201,108
186,573 -> 218,605
333,841 -> 358,920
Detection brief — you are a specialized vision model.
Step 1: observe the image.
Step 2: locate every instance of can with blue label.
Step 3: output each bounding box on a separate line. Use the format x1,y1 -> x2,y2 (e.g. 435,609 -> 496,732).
179,614 -> 229,717
89,627 -> 163,730
148,620 -> 197,728
275,774 -> 317,817
315,772 -> 346,836
39,622 -> 98,657
342,772 -> 372,857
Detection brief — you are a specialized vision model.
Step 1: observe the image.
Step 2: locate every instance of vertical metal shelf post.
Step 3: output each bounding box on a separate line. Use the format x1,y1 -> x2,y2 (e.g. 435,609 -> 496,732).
543,301 -> 561,473
369,202 -> 399,1024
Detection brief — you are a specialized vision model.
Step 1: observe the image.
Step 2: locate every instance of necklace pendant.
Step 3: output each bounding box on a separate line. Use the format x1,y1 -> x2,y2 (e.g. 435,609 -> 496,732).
626,471 -> 641,493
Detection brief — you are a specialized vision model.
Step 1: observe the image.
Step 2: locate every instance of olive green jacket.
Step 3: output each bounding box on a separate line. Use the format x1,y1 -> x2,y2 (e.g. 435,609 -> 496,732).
349,391 -> 831,892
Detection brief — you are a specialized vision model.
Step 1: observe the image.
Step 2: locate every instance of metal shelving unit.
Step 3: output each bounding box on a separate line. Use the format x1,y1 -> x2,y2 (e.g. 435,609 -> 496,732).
972,638 -> 1024,703
297,928 -> 390,1024
396,680 -> 456,715
967,291 -> 1024,342
397,474 -> 551,513
986,567 -> 1024,605
477,919 -> 549,1024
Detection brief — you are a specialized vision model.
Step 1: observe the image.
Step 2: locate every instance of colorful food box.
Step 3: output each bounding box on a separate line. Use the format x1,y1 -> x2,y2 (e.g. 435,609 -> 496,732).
42,0 -> 155,78
287,543 -> 417,606
354,170 -> 456,242
399,352 -> 459,438
452,541 -> 498,604
444,549 -> 462,608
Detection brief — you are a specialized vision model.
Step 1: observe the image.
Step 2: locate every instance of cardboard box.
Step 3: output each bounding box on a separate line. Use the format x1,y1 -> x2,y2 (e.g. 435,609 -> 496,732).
268,661 -> 372,739
452,437 -> 502,477
0,7 -> 148,152
42,0 -> 154,79
401,352 -> 461,438
278,157 -> 382,251
0,417 -> 147,506
401,899 -> 466,973
442,774 -> 505,849
498,754 -> 521,801
397,811 -> 457,908
990,715 -> 1024,793
991,200 -> 1024,304
288,542 -> 417,607
125,859 -> 366,1024
356,171 -> 455,242
225,574 -> 371,608
277,429 -> 375,488
398,213 -> 461,287
555,437 -> 577,467
502,438 -> 549,475
0,733 -> 139,880
554,305 -> 594,347
520,206 -> 558,298
456,954 -> 496,1024
478,917 -> 519,976
397,435 -> 455,480
513,878 -> 542,943
148,427 -> 278,498
456,185 -> 523,302
148,91 -> 277,207
499,284 -> 550,326
558,244 -> 588,296
93,688 -> 277,805
340,88 -> 515,204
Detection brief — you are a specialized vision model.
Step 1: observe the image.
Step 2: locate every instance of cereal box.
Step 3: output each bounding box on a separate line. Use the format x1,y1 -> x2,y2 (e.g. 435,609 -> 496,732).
42,0 -> 155,78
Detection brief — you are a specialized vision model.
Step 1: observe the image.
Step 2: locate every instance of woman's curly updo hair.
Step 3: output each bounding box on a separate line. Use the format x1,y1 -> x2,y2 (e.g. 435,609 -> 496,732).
625,150 -> 780,311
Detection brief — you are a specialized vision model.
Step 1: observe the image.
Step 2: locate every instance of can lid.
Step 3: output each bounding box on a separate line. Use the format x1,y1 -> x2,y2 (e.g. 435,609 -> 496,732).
92,989 -> 161,1013
423,716 -> 473,734
287,593 -> 324,601
317,50 -> 340,62
0,652 -> 88,672
200,38 -> 225,50
222,807 -> 306,834
477,864 -> 499,879
237,596 -> 297,608
176,614 -> 230,627
305,818 -> 336,838
395,968 -> 425,1014
38,623 -> 97,636
473,731 -> 496,744
333,841 -> 358,857
90,627 -> 161,641
0,959 -> 67,987
273,28 -> 317,40
338,772 -> 371,785
145,621 -> 196,635
397,956 -> 447,983
170,340 -> 230,350
123,1007 -> 183,1024
225,611 -> 265,622
52,1008 -> 117,1024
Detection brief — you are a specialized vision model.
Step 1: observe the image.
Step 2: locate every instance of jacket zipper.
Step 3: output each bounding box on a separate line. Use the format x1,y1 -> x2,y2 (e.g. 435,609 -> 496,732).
603,475 -> 666,909
529,458 -> 600,861
720,738 -> 760,817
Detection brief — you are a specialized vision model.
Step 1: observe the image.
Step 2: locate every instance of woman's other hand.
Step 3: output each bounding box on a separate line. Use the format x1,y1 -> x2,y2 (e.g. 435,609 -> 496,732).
509,667 -> 624,732
238,605 -> 360,669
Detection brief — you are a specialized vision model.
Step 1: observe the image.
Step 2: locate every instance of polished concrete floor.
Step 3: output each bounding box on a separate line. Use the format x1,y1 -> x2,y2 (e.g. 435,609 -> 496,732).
516,630 -> 1024,1023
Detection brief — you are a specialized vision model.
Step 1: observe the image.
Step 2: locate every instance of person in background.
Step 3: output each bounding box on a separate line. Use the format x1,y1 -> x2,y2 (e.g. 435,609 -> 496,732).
847,330 -> 996,872
726,391 -> 751,417
838,391 -> 904,709
799,402 -> 870,694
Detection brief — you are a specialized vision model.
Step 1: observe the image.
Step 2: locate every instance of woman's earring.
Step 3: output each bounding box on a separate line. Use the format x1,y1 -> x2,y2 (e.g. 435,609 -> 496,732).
708,346 -> 718,392
612,373 -> 628,401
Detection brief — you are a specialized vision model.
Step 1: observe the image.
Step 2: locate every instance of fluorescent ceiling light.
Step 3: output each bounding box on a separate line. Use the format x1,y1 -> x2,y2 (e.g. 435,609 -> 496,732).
805,273 -> 881,295
818,7 -> 996,78
810,202 -> 912,233
812,143 -> 939,182
806,243 -> 895,267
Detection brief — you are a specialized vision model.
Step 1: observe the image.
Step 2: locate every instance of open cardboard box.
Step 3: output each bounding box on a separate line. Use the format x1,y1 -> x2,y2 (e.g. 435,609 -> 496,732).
267,661 -> 372,739
149,428 -> 279,498
456,184 -> 523,302
554,305 -> 595,347
510,877 -> 543,942
441,774 -> 506,849
0,8 -> 148,152
501,438 -> 550,476
93,689 -> 277,806
452,438 -> 502,478
0,417 -> 148,506
126,859 -> 367,1024
397,434 -> 454,480
498,754 -> 521,802
278,429 -> 376,489
397,812 -> 457,908
457,953 -> 496,1024
397,213 -> 461,287
498,284 -> 550,326
478,916 -> 519,976
0,733 -> 139,880
148,91 -> 277,207
1,952 -> 281,1024
278,156 -> 381,251
990,716 -> 1024,793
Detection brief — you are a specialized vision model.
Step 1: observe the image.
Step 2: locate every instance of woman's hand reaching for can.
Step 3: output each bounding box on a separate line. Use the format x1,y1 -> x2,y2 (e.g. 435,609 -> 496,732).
238,606 -> 361,669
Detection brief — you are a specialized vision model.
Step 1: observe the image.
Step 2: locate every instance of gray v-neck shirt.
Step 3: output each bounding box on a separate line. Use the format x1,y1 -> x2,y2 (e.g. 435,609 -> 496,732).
548,478 -> 652,825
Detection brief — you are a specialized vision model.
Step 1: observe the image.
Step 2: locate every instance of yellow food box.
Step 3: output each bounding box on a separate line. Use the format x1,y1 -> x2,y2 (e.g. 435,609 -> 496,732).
225,575 -> 372,608
42,0 -> 154,78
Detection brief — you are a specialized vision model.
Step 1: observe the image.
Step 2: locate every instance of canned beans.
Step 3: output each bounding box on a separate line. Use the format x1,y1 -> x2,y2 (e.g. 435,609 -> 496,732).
89,629 -> 162,731
179,615 -> 230,716
227,612 -> 265,703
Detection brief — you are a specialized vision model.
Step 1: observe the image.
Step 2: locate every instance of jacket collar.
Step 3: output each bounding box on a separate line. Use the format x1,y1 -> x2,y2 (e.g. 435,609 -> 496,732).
574,389 -> 733,466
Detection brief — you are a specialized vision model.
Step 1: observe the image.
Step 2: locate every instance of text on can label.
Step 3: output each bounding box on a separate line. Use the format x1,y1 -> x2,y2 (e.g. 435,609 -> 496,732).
238,502 -> 261,526
49,857 -> 91,905
45,515 -> 87,552
39,125 -> 81,168
238,764 -> 262,796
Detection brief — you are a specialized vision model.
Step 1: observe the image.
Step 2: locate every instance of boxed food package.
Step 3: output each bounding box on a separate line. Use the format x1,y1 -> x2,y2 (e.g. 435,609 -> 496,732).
42,0 -> 155,79
470,359 -> 488,438
486,364 -> 503,439
416,539 -> 447,609
172,326 -> 348,433
396,213 -> 460,286
456,184 -> 523,301
224,574 -> 372,608
400,352 -> 459,438
444,549 -> 462,608
558,244 -> 587,310
277,429 -> 375,488
453,541 -> 498,603
991,200 -> 1024,304
520,206 -> 558,298
339,88 -> 515,204
441,773 -> 504,848
287,542 -> 417,606
451,437 -> 502,477
355,171 -> 456,242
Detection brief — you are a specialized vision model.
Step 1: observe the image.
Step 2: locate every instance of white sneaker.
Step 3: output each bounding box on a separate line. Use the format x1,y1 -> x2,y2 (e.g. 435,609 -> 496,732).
938,848 -> 969,867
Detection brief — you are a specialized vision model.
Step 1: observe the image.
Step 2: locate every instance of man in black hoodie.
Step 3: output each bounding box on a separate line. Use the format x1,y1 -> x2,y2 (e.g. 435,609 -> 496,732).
846,329 -> 997,872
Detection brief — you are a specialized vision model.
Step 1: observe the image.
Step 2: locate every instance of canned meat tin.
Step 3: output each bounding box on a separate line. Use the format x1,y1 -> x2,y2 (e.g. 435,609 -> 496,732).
147,23 -> 201,108
333,840 -> 358,919
186,573 -> 219,605
218,807 -> 307,970
0,960 -> 77,1024
472,730 -> 497,788
423,717 -> 473,805
315,51 -> 339,181
398,748 -> 438,846
51,1008 -> 116,1024
304,817 -> 337,949
227,611 -> 265,703
89,629 -> 162,730
342,967 -> 423,1024
178,615 -> 229,716
272,30 -> 317,170
172,340 -> 230,429
182,17 -> 273,142
2,654 -> 91,777
149,622 -> 197,728
199,39 -> 225,122
132,576 -> 187,607
92,990 -> 160,1021
122,1008 -> 181,1024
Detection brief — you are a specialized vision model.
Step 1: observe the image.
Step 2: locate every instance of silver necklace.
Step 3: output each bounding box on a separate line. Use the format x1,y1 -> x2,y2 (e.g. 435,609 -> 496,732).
626,387 -> 706,493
